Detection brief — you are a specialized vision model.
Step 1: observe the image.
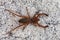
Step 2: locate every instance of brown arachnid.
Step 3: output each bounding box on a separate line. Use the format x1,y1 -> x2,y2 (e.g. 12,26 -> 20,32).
5,7 -> 48,35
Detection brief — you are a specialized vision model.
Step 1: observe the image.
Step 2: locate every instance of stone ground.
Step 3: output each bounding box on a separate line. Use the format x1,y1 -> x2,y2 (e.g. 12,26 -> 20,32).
0,0 -> 60,40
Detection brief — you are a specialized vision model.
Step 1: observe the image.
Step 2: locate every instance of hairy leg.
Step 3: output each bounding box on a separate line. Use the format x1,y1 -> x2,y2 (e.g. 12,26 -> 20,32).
4,9 -> 23,17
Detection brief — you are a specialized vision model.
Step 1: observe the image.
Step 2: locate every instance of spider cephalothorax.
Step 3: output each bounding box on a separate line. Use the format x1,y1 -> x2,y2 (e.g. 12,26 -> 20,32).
5,7 -> 48,35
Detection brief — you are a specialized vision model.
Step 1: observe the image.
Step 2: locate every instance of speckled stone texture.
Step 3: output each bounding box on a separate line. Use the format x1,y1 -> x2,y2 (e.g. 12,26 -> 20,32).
0,0 -> 60,40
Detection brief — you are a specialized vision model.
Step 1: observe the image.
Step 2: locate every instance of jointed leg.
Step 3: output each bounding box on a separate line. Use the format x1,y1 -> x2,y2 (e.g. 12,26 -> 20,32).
26,7 -> 30,18
6,24 -> 23,35
22,24 -> 28,30
34,10 -> 48,17
4,9 -> 23,17
34,13 -> 48,17
37,23 -> 48,28
6,23 -> 28,35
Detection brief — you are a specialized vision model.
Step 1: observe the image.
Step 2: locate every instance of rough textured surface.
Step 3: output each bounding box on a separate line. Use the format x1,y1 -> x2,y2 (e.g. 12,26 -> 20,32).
0,0 -> 60,40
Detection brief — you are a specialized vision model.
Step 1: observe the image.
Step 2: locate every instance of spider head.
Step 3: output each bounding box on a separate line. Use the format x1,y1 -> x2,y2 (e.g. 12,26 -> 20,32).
30,17 -> 39,23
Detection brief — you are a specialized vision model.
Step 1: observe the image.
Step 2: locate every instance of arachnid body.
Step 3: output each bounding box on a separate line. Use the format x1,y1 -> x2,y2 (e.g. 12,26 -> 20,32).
5,7 -> 48,34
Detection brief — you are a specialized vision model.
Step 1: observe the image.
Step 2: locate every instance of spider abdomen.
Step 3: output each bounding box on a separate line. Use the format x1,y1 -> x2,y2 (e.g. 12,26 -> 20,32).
19,18 -> 29,23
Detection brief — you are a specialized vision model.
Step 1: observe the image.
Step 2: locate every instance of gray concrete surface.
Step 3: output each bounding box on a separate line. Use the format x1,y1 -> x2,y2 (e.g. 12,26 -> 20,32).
0,0 -> 60,40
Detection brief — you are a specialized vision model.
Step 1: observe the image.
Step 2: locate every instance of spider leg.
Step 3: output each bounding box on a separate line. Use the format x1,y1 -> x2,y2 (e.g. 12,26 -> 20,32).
34,13 -> 48,17
22,24 -> 28,30
6,24 -> 23,35
34,10 -> 48,17
4,9 -> 23,17
26,7 -> 30,18
37,23 -> 48,28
